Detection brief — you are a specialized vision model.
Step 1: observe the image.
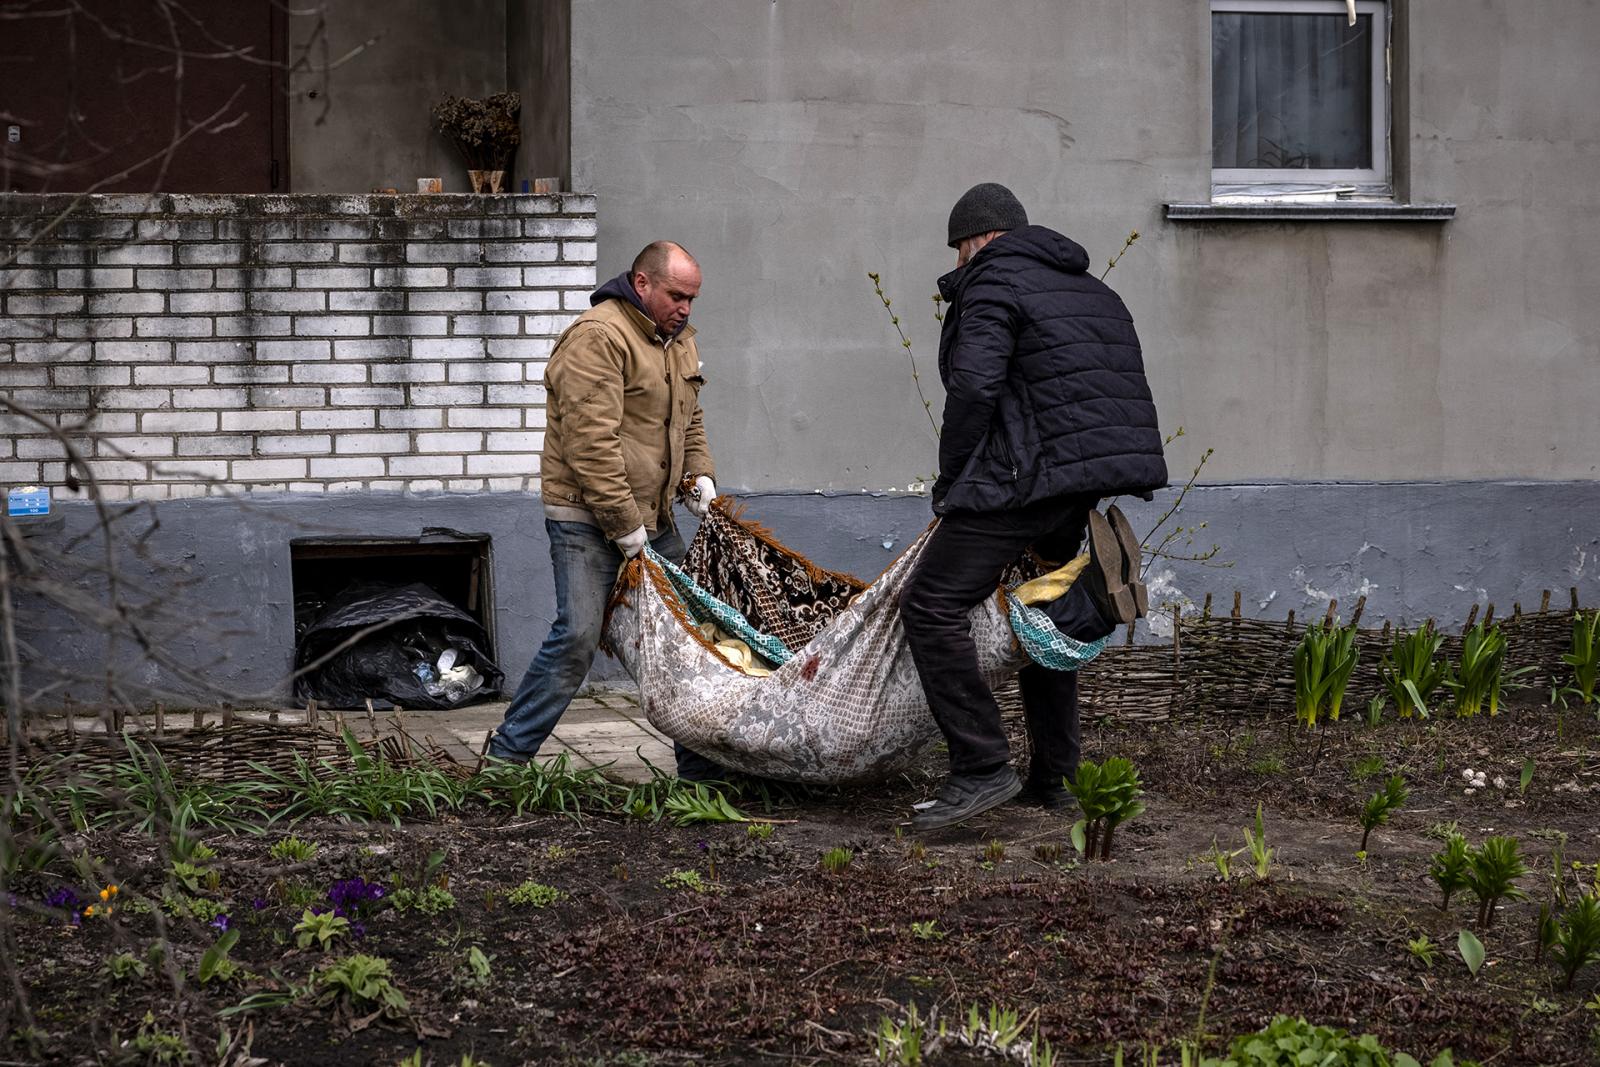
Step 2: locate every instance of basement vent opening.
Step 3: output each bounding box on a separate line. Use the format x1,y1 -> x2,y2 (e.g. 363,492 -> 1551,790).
290,528 -> 503,711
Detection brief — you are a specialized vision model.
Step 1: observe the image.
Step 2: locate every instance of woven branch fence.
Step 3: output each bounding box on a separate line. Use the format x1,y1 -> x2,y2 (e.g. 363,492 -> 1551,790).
15,591 -> 1590,776
995,587 -> 1590,723
18,705 -> 471,780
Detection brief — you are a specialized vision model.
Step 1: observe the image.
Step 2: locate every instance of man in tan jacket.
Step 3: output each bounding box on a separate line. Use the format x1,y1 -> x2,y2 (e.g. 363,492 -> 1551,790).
490,241 -> 721,777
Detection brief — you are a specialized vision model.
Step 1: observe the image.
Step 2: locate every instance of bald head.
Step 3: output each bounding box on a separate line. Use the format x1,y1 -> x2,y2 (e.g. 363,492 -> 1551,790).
629,241 -> 701,337
631,240 -> 695,280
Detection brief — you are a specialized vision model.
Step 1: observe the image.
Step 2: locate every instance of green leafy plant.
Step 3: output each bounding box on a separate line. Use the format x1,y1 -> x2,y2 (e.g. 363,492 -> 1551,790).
1406,936 -> 1437,969
909,920 -> 944,942
663,782 -> 748,825
1467,835 -> 1530,927
293,908 -> 350,951
1199,1013 -> 1467,1066
1429,833 -> 1472,911
1034,842 -> 1064,864
873,1001 -> 926,1065
389,885 -> 457,916
1358,775 -> 1408,855
957,1002 -> 1033,1056
468,751 -> 618,819
1242,803 -> 1273,881
1205,836 -> 1236,880
1519,758 -> 1535,795
169,838 -> 218,894
1565,609 -> 1600,706
1350,755 -> 1385,782
197,929 -> 241,986
506,880 -> 566,907
460,945 -> 493,990
102,950 -> 149,981
1293,620 -> 1360,728
1446,621 -> 1528,717
1378,623 -> 1447,719
746,821 -> 775,840
982,839 -> 1006,865
820,847 -> 855,874
1551,892 -> 1600,990
268,835 -> 318,863
1249,755 -> 1285,776
164,893 -> 229,924
659,868 -> 708,893
129,1012 -> 189,1066
1457,929 -> 1486,976
1364,694 -> 1386,727
1066,757 -> 1146,861
316,954 -> 409,1018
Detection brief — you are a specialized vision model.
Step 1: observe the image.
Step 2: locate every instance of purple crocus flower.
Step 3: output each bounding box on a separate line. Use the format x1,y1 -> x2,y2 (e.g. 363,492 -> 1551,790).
210,914 -> 232,933
327,878 -> 387,920
44,887 -> 83,911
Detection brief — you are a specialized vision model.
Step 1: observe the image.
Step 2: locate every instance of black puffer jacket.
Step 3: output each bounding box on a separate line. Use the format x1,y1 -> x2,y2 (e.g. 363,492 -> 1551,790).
931,225 -> 1167,514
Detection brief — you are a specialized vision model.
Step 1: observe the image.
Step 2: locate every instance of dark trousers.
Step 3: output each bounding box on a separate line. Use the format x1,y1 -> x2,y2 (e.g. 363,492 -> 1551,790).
899,494 -> 1115,779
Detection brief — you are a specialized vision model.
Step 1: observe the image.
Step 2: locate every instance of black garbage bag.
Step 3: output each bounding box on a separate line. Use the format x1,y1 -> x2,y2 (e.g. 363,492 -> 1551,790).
294,581 -> 504,710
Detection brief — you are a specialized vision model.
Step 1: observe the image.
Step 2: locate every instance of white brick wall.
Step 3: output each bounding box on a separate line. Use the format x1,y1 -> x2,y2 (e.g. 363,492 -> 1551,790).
0,192 -> 597,496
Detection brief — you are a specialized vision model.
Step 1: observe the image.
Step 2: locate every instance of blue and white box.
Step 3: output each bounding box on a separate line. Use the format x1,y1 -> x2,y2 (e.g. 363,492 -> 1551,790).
6,486 -> 50,516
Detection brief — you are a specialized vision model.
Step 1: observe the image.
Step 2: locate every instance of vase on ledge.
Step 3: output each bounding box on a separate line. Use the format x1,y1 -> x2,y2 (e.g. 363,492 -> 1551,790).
467,169 -> 506,194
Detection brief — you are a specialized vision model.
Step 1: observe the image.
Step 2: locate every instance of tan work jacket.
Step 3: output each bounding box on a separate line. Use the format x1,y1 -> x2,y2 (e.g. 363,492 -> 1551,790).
540,298 -> 715,540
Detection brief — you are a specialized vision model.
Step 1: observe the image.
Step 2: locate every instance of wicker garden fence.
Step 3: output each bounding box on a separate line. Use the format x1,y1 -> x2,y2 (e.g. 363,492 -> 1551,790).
998,588 -> 1589,723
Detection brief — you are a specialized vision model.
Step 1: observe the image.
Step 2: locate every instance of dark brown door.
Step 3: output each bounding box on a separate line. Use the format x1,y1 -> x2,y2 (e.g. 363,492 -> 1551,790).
1,0 -> 288,193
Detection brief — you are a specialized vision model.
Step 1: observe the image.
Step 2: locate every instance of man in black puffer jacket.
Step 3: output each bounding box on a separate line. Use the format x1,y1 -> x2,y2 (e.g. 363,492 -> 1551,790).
902,183 -> 1167,831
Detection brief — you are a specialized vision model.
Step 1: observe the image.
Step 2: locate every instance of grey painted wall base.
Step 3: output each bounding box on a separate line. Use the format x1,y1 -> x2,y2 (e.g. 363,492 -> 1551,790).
20,480 -> 1600,707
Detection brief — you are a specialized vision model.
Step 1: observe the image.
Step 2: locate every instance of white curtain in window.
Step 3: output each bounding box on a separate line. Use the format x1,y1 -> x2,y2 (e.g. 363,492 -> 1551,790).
1212,13 -> 1372,170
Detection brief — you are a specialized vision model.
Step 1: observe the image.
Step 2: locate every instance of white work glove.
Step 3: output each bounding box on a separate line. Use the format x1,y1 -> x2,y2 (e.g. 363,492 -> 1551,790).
686,475 -> 717,519
615,525 -> 649,558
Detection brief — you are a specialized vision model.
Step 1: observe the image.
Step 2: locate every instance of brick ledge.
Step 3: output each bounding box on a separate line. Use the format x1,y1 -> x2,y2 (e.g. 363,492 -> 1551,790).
0,192 -> 596,219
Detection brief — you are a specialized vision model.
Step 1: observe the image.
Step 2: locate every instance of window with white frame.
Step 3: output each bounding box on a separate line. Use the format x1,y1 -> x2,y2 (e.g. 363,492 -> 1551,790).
1211,0 -> 1390,195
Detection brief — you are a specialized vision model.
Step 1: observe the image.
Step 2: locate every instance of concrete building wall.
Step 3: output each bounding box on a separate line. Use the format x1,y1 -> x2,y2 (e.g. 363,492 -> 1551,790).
289,1 -> 572,196
569,0 -> 1600,489
508,0 -> 573,188
288,2 -> 507,194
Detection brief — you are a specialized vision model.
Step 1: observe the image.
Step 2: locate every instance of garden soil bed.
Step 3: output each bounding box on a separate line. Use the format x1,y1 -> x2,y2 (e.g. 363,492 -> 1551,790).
8,704 -> 1600,1066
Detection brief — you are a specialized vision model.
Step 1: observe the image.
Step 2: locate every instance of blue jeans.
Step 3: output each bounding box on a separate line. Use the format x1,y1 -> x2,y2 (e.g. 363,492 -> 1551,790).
490,519 -> 721,778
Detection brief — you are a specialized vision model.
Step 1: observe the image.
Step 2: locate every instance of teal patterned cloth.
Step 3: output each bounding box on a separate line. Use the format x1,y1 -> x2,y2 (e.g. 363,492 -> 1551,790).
645,546 -> 1103,673
1004,596 -> 1108,670
647,546 -> 795,667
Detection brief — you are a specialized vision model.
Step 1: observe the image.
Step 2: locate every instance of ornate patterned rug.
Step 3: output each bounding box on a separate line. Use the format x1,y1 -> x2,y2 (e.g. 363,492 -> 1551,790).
603,499 -> 1105,784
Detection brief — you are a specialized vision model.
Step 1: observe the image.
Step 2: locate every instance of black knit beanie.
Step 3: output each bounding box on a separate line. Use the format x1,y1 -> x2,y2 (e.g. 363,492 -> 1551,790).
946,182 -> 1028,248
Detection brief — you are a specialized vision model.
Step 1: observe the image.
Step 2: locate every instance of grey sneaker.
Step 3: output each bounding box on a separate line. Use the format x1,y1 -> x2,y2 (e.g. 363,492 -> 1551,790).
911,766 -> 1023,831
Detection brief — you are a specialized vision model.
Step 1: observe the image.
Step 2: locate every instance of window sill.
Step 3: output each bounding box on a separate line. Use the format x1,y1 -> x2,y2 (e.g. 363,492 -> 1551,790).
1164,201 -> 1456,223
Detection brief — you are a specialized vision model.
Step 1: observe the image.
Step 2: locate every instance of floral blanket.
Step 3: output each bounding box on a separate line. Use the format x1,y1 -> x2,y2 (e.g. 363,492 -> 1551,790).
603,500 -> 1104,784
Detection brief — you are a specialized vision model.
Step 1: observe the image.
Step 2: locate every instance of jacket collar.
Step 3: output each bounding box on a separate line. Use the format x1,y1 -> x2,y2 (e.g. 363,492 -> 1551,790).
936,225 -> 1092,301
614,298 -> 696,346
591,270 -> 694,345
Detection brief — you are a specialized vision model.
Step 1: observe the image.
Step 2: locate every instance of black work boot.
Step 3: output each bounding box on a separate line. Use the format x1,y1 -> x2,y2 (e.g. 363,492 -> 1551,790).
1104,504 -> 1148,619
911,765 -> 1023,831
1082,510 -> 1138,625
1014,773 -> 1074,810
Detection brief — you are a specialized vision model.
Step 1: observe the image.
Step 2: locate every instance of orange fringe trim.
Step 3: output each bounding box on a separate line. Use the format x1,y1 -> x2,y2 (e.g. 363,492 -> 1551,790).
715,497 -> 869,593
